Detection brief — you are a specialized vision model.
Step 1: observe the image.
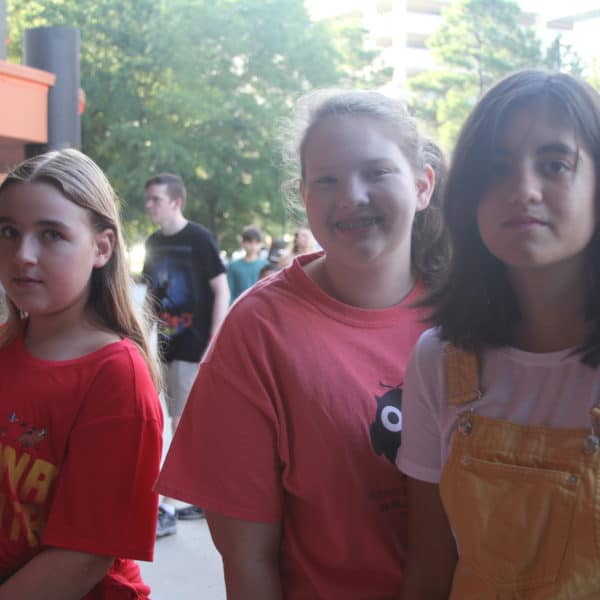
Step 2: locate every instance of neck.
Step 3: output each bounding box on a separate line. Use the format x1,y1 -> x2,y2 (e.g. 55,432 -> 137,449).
306,254 -> 415,309
510,263 -> 590,352
25,298 -> 117,361
159,213 -> 188,236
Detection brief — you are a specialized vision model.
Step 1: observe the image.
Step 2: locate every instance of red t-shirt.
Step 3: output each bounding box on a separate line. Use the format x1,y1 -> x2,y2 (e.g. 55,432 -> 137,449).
0,330 -> 163,598
158,253 -> 429,599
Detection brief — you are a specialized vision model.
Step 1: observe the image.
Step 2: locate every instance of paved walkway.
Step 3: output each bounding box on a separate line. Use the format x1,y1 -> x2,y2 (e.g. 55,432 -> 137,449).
140,519 -> 226,599
132,282 -> 226,598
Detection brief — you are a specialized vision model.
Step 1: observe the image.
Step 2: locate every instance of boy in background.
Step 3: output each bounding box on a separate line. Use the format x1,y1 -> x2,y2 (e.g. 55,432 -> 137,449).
227,226 -> 268,303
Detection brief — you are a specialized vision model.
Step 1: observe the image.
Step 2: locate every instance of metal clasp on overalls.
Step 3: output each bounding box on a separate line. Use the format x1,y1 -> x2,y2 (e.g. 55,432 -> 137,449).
456,389 -> 483,436
583,404 -> 600,454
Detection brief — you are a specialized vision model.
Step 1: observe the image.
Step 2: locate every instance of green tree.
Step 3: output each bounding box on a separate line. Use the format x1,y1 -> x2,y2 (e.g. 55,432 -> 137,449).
7,0 -> 385,252
408,0 -> 543,149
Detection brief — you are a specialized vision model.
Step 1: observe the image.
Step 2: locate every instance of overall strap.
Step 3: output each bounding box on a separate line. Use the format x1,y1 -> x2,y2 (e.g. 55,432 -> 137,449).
445,344 -> 481,407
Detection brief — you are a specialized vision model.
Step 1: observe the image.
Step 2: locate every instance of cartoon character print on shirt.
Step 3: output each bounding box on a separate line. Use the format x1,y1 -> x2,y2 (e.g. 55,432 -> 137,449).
1,412 -> 47,448
0,411 -> 57,548
370,383 -> 403,464
147,255 -> 197,344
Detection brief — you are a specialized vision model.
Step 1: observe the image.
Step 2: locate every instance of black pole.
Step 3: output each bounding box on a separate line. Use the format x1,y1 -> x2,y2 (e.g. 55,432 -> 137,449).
0,0 -> 7,61
23,25 -> 80,156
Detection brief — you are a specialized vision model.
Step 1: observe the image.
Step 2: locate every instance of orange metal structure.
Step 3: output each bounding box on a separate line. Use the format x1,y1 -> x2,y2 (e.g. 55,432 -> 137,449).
0,60 -> 55,179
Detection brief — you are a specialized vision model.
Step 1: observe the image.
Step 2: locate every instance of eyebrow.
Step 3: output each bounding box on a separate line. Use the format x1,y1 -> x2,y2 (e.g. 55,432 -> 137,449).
537,143 -> 578,157
494,143 -> 578,157
0,216 -> 70,229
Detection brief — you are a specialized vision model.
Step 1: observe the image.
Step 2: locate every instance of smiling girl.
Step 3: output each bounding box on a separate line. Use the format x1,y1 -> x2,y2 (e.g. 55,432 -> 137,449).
398,70 -> 600,598
0,149 -> 163,599
157,90 -> 448,598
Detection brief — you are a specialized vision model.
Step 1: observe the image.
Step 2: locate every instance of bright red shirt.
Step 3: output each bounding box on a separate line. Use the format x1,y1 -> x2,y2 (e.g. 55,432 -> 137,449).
0,330 -> 163,598
158,253 -> 429,599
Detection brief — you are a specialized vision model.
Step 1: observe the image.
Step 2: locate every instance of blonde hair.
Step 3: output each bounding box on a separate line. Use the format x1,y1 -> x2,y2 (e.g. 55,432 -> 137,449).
0,149 -> 161,389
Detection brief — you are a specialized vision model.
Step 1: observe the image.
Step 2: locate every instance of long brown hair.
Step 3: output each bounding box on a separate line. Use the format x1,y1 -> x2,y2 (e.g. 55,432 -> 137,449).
0,149 -> 161,387
427,70 -> 600,365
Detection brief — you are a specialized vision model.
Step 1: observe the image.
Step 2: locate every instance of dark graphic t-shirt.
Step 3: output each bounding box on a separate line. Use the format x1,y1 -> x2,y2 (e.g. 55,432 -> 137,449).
143,222 -> 225,363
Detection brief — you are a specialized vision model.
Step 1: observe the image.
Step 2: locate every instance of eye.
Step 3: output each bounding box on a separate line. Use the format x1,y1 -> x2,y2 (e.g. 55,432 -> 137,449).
542,160 -> 570,177
41,230 -> 63,242
314,176 -> 337,185
366,168 -> 391,179
0,225 -> 18,239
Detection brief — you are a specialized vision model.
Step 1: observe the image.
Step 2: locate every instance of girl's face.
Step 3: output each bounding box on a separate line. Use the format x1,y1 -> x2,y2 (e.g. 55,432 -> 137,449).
477,102 -> 597,278
300,115 -> 433,274
0,182 -> 114,319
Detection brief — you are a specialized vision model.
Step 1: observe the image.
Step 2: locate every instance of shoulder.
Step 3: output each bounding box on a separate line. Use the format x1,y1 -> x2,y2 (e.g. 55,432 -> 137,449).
145,230 -> 162,246
206,270 -> 299,354
84,340 -> 161,422
405,328 -> 448,378
228,258 -> 243,270
186,221 -> 218,242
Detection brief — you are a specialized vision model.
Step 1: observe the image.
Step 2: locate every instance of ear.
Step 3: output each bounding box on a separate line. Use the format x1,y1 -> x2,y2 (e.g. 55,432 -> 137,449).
299,179 -> 307,208
171,196 -> 184,211
93,228 -> 116,269
415,164 -> 435,212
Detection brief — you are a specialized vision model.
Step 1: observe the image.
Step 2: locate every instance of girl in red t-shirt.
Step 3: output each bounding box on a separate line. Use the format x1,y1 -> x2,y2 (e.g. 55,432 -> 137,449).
157,90 -> 450,598
0,149 -> 163,598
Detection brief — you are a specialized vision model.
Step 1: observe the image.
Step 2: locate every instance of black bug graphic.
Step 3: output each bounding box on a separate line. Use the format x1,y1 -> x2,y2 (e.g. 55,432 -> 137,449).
369,383 -> 403,464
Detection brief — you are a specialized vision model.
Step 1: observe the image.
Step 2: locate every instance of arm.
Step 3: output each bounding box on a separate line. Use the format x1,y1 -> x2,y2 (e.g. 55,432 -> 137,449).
227,268 -> 238,304
400,478 -> 457,599
0,548 -> 113,600
206,512 -> 282,600
209,273 -> 230,336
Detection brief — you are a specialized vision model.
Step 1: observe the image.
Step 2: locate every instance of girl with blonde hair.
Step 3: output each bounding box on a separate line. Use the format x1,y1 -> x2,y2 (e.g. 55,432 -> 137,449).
0,149 -> 162,598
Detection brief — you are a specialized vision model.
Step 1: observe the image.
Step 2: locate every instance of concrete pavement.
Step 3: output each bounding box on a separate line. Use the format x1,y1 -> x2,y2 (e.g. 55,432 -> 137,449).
140,518 -> 226,599
132,282 -> 226,598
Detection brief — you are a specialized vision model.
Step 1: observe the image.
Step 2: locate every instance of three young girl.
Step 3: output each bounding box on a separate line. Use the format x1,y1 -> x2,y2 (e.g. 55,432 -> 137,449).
2,68 -> 593,598
0,149 -> 162,598
157,90 -> 447,598
398,70 -> 600,597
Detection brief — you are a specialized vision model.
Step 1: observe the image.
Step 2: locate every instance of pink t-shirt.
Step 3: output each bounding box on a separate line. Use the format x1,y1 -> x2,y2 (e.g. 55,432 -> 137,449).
158,253 -> 429,599
397,328 -> 600,484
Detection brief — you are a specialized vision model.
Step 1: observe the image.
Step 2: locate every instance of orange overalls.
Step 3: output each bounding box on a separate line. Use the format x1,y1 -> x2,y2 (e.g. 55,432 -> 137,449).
439,345 -> 600,598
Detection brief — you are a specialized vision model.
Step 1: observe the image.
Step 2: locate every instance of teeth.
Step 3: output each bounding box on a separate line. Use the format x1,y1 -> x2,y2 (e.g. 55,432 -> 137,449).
336,217 -> 380,230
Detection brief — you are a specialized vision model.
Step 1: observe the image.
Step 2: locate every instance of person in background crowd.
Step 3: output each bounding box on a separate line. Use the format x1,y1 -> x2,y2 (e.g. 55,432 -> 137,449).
227,226 -> 268,303
0,149 -> 162,598
292,225 -> 317,256
266,237 -> 291,268
258,262 -> 280,280
398,70 -> 600,598
143,173 -> 229,536
157,89 -> 449,598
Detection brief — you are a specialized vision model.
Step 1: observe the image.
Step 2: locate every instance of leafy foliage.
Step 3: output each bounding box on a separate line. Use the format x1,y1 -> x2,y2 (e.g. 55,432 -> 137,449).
408,0 -> 582,150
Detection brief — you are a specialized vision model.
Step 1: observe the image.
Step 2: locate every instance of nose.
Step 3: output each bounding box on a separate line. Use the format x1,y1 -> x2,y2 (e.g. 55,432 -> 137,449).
340,175 -> 369,208
15,235 -> 39,265
508,162 -> 542,206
